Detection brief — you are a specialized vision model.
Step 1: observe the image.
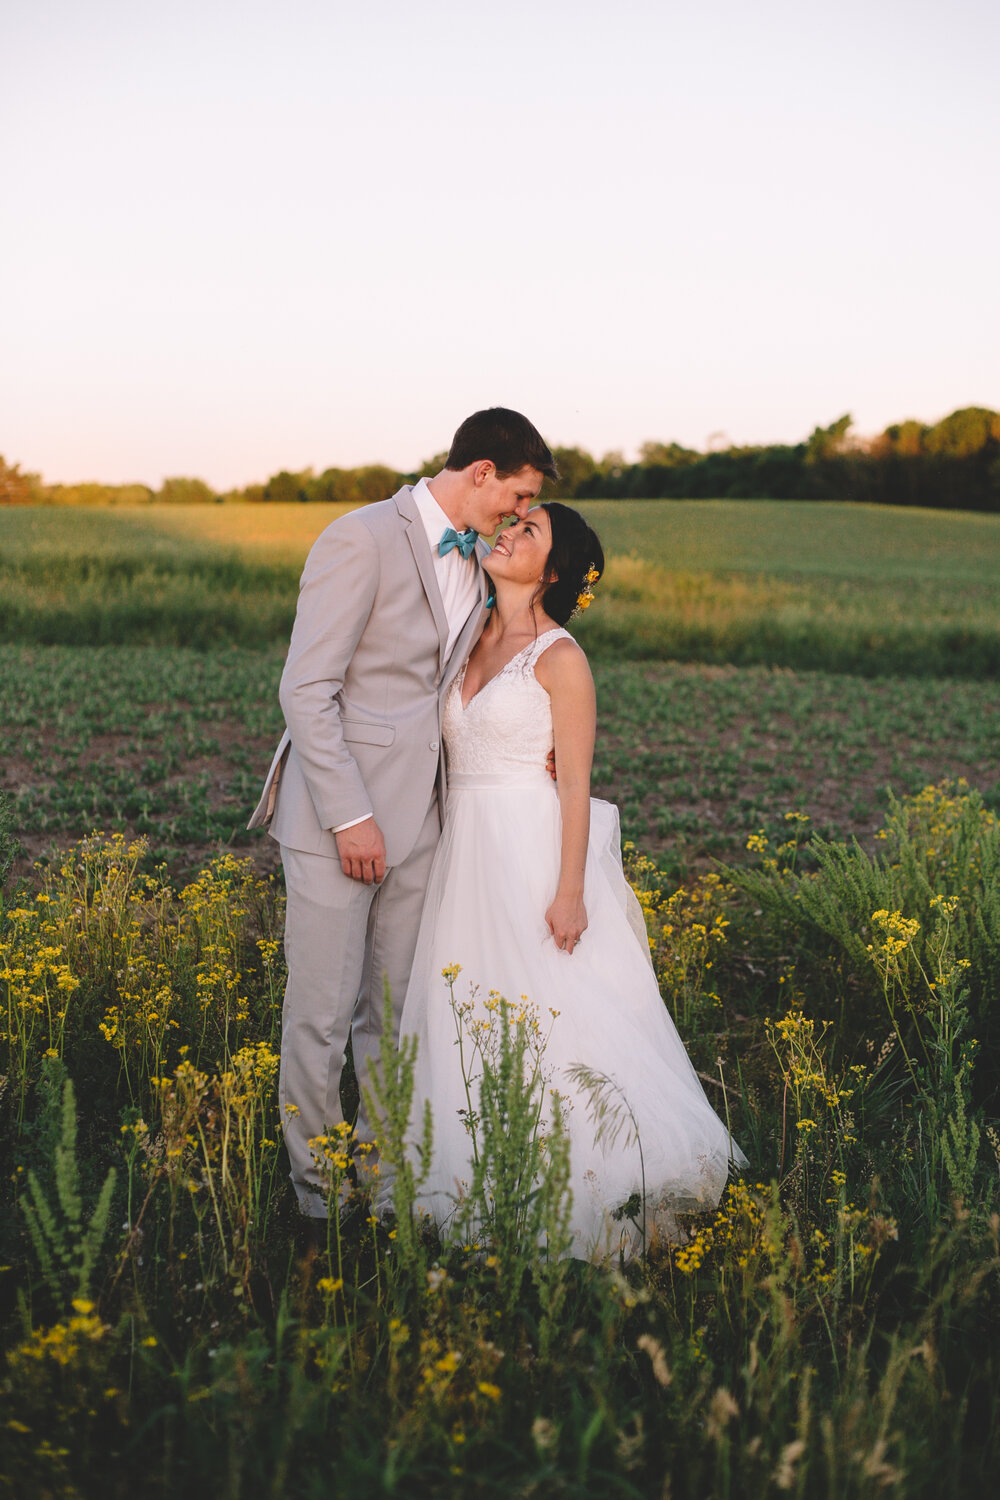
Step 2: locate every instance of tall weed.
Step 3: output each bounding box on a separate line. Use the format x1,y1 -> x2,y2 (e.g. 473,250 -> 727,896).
1,817 -> 999,1495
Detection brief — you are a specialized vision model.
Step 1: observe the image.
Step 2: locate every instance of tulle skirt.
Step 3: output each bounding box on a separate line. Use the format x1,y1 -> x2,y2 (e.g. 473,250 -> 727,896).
399,771 -> 745,1258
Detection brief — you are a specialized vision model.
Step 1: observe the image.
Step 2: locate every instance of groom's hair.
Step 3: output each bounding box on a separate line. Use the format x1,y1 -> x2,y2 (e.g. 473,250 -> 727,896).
445,407 -> 559,481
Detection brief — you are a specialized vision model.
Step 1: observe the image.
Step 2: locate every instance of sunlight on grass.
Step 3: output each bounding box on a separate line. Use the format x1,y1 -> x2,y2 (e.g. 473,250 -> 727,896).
4,500 -> 1000,671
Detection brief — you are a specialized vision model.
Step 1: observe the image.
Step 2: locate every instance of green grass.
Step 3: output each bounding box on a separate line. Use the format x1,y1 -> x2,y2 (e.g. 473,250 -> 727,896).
2,788 -> 999,1498
3,645 -> 998,884
0,507 -> 307,649
8,497 -> 999,582
3,503 -> 1000,1496
575,498 -> 1000,583
3,501 -> 1000,674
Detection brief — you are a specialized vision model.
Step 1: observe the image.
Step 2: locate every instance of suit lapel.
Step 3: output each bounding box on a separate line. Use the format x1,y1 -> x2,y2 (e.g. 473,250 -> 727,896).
394,486 -> 450,667
441,538 -> 491,692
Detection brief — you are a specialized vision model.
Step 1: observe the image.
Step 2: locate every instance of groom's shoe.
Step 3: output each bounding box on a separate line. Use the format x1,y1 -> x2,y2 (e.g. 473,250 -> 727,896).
295,1177 -> 361,1252
295,1215 -> 329,1255
332,1177 -> 367,1231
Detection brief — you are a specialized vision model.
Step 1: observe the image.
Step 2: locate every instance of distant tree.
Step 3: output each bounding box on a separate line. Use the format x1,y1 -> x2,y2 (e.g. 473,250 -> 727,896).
879,419 -> 926,457
263,469 -> 312,504
414,450 -> 449,480
638,440 -> 700,468
805,415 -> 853,463
990,455 -> 1000,507
99,483 -> 154,505
23,404 -> 1000,514
546,445 -> 598,499
222,482 -> 265,504
575,450 -> 629,499
157,476 -> 216,504
0,456 -> 43,504
351,465 -> 402,504
923,406 -> 1000,458
307,468 -> 352,504
306,465 -> 400,505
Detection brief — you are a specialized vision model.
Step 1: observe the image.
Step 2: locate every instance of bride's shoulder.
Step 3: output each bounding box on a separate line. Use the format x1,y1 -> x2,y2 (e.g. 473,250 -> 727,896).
532,628 -> 592,690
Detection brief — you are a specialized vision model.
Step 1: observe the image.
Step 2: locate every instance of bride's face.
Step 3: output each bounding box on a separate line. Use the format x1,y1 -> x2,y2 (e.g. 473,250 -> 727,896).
488,507 -> 554,588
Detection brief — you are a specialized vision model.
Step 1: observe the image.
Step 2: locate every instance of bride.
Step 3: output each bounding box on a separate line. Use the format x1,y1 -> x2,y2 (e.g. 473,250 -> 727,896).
398,502 -> 745,1257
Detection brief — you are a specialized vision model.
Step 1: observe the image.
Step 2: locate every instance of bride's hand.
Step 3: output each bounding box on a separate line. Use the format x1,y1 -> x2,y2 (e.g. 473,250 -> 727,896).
545,892 -> 588,955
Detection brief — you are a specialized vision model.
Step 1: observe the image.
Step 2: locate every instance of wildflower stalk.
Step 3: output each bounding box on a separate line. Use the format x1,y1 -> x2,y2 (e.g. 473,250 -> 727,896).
567,1063 -> 647,1261
361,980 -> 433,1282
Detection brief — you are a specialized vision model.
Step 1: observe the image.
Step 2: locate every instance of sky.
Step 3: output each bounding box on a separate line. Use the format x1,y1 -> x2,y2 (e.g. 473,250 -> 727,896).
2,0 -> 998,489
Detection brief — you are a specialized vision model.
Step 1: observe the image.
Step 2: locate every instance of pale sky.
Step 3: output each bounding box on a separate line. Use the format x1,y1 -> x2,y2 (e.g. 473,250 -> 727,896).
2,0 -> 997,489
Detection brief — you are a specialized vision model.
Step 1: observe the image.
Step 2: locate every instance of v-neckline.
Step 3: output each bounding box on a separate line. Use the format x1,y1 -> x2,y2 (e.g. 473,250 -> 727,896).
458,628 -> 562,712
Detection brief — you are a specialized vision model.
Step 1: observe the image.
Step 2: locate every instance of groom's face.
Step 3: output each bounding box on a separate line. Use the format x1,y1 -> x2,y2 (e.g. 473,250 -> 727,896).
468,463 -> 544,537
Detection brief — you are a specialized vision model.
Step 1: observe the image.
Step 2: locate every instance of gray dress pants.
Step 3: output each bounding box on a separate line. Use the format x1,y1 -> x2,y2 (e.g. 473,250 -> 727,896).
278,795 -> 440,1216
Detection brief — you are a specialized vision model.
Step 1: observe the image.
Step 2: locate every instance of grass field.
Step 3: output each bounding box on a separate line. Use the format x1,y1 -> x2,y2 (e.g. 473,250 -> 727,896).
10,496 -> 1000,578
4,500 -> 1000,674
2,645 -> 998,885
2,500 -> 1000,1496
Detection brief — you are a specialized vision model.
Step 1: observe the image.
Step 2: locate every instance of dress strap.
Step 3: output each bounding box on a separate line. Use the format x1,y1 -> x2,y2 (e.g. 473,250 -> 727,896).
523,626 -> 573,670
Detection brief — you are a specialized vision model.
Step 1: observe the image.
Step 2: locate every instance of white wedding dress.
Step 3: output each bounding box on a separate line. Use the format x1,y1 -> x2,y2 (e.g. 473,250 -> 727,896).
399,628 -> 745,1257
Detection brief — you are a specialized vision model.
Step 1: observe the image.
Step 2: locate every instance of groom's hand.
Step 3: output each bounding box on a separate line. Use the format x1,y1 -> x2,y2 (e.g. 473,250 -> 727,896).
335,817 -> 387,884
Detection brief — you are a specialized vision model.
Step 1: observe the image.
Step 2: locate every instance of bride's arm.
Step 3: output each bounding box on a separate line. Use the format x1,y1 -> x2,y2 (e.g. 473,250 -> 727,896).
535,639 -> 596,955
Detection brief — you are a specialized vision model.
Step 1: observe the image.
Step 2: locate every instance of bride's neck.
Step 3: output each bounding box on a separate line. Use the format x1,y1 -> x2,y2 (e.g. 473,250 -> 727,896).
486,583 -> 554,641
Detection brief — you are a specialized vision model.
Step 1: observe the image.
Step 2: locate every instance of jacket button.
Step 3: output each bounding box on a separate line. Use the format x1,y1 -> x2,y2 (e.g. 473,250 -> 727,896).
429,740 -> 439,752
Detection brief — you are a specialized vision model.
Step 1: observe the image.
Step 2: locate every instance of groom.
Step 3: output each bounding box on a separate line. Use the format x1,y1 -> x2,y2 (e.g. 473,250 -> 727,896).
249,408 -> 559,1215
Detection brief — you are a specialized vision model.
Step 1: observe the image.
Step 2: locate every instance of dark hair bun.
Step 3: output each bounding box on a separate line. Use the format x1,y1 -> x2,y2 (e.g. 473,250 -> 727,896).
539,503 -> 605,627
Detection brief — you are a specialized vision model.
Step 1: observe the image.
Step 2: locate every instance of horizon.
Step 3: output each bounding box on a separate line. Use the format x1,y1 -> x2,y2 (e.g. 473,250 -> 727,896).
8,401 -> 996,494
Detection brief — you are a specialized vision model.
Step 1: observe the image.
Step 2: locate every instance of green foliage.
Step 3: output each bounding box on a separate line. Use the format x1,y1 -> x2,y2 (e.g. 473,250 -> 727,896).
545,443 -> 600,499
156,476 -> 218,505
361,981 -> 434,1279
2,492 -> 1000,1490
262,468 -> 310,504
921,406 -> 1000,459
20,1069 -> 116,1313
0,832 -> 284,1123
722,782 -> 1000,1071
443,978 -> 574,1340
940,1063 -> 980,1204
9,405 -> 1000,515
0,787 -> 20,888
2,639 -> 998,882
805,412 -> 854,462
44,481 -> 156,506
576,405 -> 1000,509
306,462 -> 402,506
0,455 -> 44,504
639,439 -> 701,467
4,499 -> 1000,675
0,813 -> 998,1496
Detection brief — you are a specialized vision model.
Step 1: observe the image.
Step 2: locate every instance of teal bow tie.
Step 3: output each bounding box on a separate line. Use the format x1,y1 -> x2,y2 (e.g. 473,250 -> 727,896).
438,526 -> 477,560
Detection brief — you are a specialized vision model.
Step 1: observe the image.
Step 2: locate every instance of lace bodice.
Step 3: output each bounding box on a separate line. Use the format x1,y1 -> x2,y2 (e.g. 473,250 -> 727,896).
443,627 -> 572,782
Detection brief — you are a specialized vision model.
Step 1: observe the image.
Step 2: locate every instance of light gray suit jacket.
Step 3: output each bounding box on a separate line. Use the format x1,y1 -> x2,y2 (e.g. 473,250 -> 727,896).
248,485 -> 490,866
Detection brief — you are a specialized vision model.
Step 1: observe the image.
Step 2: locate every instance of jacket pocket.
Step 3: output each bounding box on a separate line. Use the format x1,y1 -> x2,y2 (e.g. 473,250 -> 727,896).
341,719 -> 395,747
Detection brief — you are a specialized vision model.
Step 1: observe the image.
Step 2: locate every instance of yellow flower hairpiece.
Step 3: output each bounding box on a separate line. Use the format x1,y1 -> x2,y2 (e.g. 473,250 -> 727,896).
573,564 -> 601,617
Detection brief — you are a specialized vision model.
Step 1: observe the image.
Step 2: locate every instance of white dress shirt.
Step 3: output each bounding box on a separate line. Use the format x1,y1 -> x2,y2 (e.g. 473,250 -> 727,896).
333,477 -> 481,835
411,476 -> 481,661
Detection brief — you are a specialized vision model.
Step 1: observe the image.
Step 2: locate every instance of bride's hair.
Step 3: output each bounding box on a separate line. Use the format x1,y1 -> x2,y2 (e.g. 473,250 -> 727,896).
538,503 -> 605,626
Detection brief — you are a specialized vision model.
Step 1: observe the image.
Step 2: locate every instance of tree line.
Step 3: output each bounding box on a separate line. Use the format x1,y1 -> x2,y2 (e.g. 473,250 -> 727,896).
3,406 -> 998,511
